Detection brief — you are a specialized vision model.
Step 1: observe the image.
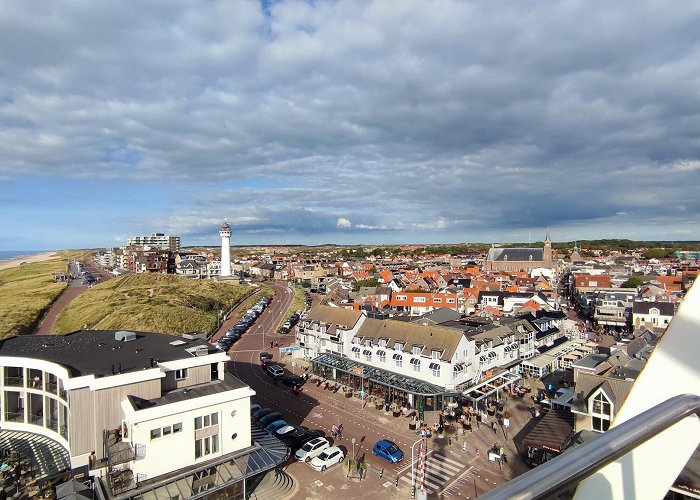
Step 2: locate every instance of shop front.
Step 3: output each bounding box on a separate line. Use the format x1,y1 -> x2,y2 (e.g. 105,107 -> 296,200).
311,354 -> 446,414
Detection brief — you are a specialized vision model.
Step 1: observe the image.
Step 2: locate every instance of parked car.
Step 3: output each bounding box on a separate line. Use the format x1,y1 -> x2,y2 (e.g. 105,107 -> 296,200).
309,446 -> 344,471
294,437 -> 330,462
275,425 -> 297,438
279,326 -> 290,334
250,404 -> 261,415
373,439 -> 404,463
267,364 -> 284,379
282,374 -> 305,387
257,412 -> 284,428
251,408 -> 273,423
259,351 -> 272,362
264,420 -> 288,434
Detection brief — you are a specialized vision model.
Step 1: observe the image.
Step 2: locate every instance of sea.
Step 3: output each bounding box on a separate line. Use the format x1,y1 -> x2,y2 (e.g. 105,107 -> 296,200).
0,250 -> 47,263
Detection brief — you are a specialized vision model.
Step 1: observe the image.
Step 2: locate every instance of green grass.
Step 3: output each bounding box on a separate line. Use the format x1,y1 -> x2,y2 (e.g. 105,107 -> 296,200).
54,274 -> 251,335
283,286 -> 307,321
0,253 -> 77,339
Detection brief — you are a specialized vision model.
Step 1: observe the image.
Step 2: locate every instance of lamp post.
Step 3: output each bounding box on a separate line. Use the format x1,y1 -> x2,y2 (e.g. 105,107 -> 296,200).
411,438 -> 425,490
352,437 -> 356,459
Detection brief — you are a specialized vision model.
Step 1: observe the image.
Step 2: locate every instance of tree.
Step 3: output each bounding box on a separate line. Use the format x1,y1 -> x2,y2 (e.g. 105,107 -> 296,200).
353,277 -> 380,291
621,276 -> 644,288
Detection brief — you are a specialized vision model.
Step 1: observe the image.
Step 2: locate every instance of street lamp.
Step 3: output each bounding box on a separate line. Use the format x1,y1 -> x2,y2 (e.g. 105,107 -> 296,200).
351,437 -> 356,459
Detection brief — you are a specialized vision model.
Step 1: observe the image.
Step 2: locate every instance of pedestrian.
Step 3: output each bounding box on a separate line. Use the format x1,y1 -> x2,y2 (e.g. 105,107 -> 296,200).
331,425 -> 338,438
492,421 -> 498,434
270,341 -> 273,348
476,448 -> 480,459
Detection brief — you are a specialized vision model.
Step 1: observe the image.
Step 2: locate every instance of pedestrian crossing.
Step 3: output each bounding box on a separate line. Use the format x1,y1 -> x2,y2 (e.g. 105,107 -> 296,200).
398,450 -> 467,495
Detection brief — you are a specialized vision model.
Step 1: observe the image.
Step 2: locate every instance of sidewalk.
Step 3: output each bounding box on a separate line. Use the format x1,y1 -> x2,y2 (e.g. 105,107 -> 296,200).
299,373 -> 535,481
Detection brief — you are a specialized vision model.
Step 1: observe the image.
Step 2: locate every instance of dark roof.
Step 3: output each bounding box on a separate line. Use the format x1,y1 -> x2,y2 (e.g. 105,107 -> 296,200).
0,330 -> 215,378
632,301 -> 676,315
413,307 -> 463,325
522,409 -> 574,452
488,247 -> 544,262
537,336 -> 569,353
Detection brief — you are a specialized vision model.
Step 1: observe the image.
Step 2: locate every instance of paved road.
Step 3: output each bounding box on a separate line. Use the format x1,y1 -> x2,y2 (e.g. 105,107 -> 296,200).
223,281 -> 525,499
34,260 -> 115,335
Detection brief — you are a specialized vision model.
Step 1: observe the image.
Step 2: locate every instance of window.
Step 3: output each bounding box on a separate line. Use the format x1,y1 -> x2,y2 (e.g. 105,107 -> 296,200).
410,358 -> 420,372
162,425 -> 172,436
195,435 -> 219,459
379,339 -> 387,348
411,346 -> 422,355
393,353 -> 403,367
396,295 -> 407,301
431,350 -> 442,359
150,428 -> 161,440
395,342 -> 404,351
592,392 -> 611,416
195,412 -> 218,431
363,349 -> 372,361
173,423 -> 182,433
434,298 -> 442,303
429,362 -> 440,377
592,416 -> 610,432
414,296 -> 426,303
175,368 -> 188,381
378,350 -> 386,363
447,298 -> 455,304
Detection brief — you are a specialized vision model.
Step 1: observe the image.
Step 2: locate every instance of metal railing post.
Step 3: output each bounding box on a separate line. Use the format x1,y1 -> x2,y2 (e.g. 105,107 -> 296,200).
481,394 -> 700,500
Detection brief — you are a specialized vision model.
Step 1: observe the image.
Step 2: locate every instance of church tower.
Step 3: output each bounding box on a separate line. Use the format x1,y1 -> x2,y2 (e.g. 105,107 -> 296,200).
219,219 -> 232,277
543,232 -> 553,268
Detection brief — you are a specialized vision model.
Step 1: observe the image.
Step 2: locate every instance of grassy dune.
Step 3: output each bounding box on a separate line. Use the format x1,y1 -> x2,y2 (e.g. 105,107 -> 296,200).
0,251 -> 89,339
54,274 -> 252,335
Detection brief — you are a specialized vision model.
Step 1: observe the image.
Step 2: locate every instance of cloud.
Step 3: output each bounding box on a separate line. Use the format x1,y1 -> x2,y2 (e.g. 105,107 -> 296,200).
336,218 -> 352,228
1,0 -> 700,248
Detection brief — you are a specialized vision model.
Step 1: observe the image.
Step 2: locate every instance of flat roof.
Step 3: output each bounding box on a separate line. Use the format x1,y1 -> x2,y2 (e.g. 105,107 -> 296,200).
0,330 -> 216,378
128,372 -> 248,410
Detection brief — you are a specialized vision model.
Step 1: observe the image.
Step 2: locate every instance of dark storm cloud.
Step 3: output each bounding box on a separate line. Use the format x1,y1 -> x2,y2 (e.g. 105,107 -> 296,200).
2,0 -> 700,244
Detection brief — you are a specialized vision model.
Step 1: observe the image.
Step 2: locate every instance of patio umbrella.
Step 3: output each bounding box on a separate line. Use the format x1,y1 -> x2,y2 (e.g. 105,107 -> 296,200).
56,479 -> 90,499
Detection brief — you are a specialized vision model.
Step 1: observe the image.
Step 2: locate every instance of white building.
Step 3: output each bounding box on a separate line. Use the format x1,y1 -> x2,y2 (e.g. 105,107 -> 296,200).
127,233 -> 180,252
0,330 -> 284,499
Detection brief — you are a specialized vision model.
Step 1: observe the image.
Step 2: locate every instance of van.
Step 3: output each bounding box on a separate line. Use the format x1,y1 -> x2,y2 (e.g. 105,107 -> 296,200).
267,364 -> 284,380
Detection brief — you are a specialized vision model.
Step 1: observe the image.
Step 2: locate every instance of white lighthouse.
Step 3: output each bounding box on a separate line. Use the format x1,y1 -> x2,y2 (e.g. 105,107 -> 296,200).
219,218 -> 232,277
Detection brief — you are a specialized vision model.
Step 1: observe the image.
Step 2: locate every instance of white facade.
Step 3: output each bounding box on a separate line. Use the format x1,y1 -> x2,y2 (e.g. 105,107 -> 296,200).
345,334 -> 476,389
123,383 -> 254,480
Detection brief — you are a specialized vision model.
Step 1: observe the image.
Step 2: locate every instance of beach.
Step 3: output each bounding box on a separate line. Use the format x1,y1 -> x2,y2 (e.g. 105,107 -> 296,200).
0,252 -> 58,271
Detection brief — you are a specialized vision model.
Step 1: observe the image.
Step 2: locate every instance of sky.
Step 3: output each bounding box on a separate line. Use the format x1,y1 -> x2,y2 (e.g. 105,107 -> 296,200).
1,0 -> 700,251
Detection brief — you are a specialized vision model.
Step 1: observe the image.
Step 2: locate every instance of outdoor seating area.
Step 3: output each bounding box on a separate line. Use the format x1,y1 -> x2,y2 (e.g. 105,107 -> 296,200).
0,450 -> 86,500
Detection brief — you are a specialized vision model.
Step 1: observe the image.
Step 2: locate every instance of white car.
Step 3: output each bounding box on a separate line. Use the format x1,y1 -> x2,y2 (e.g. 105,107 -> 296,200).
294,437 -> 330,462
309,446 -> 344,471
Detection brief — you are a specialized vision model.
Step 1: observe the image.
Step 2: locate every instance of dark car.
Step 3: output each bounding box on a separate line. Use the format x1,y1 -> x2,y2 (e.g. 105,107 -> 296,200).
282,374 -> 305,387
259,351 -> 273,361
257,412 -> 284,428
251,408 -> 273,423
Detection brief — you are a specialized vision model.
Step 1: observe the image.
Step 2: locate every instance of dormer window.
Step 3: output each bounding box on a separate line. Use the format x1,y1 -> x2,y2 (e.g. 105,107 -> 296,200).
431,350 -> 443,360
395,342 -> 404,351
379,338 -> 388,348
412,345 -> 422,355
364,339 -> 372,347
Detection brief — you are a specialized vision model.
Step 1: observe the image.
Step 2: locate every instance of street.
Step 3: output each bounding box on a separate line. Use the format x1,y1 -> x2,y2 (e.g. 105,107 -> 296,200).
217,281 -> 529,499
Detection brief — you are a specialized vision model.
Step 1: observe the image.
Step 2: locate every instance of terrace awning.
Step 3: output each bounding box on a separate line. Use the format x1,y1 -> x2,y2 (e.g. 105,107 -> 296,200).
313,353 -> 444,396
